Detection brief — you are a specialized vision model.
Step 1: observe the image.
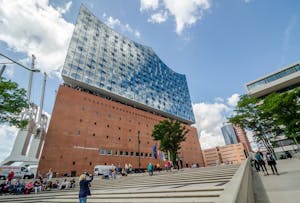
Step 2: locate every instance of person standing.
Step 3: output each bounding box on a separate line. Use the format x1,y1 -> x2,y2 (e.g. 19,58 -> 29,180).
79,173 -> 93,203
255,151 -> 269,176
266,152 -> 279,175
7,171 -> 14,184
46,168 -> 53,181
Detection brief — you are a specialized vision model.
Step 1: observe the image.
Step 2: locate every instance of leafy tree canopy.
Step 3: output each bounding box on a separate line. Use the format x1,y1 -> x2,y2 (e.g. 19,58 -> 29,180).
152,119 -> 189,165
229,87 -> 300,152
0,77 -> 28,128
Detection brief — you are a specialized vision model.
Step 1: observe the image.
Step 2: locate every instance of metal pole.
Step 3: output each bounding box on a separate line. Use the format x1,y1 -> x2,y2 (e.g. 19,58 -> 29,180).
37,72 -> 47,123
0,53 -> 38,72
0,65 -> 6,78
27,55 -> 36,103
138,130 -> 141,172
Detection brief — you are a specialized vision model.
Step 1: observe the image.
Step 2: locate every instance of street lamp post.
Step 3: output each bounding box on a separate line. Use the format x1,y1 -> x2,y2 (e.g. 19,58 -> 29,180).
138,130 -> 141,172
0,53 -> 40,73
0,53 -> 40,104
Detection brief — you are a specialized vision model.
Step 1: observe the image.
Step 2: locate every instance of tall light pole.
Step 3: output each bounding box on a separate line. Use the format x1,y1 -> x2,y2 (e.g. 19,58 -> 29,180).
0,65 -> 6,78
27,55 -> 36,103
0,53 -> 40,73
138,130 -> 141,172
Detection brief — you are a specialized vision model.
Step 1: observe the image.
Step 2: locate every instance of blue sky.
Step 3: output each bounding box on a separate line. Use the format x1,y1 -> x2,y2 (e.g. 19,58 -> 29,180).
0,0 -> 300,160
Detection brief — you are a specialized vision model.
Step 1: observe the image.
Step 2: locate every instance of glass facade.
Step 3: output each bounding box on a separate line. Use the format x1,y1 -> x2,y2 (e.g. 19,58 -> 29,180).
246,63 -> 300,92
221,124 -> 238,145
62,5 -> 195,123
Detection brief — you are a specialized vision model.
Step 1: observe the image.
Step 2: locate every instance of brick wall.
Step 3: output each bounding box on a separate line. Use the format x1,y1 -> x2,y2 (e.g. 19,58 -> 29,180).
38,86 -> 204,176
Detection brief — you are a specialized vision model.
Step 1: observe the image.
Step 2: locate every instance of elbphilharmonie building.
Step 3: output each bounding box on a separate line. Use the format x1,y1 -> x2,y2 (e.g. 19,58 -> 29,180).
38,6 -> 204,174
62,6 -> 195,124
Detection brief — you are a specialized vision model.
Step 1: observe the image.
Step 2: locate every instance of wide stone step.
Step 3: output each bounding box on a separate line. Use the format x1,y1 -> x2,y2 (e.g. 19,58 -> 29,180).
0,165 -> 239,203
92,177 -> 232,189
40,197 -> 218,203
95,171 -> 236,186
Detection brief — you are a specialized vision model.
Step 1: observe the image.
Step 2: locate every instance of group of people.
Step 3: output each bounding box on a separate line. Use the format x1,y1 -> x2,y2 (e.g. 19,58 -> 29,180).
0,169 -> 76,196
252,151 -> 279,176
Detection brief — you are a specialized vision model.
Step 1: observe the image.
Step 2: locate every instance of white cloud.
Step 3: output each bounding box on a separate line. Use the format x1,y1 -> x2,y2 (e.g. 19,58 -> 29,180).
148,11 -> 168,23
140,0 -> 211,35
192,93 -> 241,150
163,0 -> 210,34
227,93 -> 240,107
103,14 -> 141,38
0,124 -> 18,163
5,67 -> 14,78
57,1 -> 72,14
214,97 -> 224,103
0,0 -> 74,76
140,0 -> 159,11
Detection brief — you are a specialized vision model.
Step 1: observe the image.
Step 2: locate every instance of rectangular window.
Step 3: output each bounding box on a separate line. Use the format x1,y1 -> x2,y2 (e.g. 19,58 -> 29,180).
114,150 -> 118,155
120,151 -> 124,155
130,152 -> 134,156
125,151 -> 129,156
100,148 -> 105,155
107,149 -> 112,155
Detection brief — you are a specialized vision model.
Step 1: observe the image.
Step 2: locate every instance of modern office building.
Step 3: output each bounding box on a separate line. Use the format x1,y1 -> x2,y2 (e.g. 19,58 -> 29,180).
202,143 -> 247,166
221,124 -> 238,145
221,123 -> 252,155
245,62 -> 300,98
245,62 -> 300,157
38,5 -> 204,175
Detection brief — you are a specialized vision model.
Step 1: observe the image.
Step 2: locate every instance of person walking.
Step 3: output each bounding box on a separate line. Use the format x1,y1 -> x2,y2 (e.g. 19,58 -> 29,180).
255,151 -> 269,176
148,163 -> 153,176
78,173 -> 93,203
266,152 -> 279,175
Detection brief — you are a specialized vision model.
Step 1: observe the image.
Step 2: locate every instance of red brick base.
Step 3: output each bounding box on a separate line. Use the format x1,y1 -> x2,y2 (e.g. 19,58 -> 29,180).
38,86 -> 204,176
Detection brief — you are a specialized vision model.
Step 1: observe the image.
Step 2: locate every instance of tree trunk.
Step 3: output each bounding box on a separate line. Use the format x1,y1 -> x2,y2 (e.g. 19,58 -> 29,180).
293,136 -> 300,151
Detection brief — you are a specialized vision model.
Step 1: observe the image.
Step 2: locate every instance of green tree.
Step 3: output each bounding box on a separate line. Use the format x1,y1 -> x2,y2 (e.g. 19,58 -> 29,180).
152,119 -> 189,165
260,87 -> 300,150
0,77 -> 28,128
229,95 -> 276,155
229,88 -> 300,154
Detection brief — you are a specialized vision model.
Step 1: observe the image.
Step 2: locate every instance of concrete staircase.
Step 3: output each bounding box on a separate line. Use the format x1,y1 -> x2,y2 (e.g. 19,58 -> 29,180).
0,165 -> 239,203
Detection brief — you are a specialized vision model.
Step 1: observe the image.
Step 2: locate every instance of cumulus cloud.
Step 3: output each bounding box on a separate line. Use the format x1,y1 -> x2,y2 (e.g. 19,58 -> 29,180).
193,93 -> 244,150
148,11 -> 168,23
0,0 -> 74,76
193,102 -> 229,149
227,93 -> 240,107
140,0 -> 211,35
102,13 -> 141,38
140,0 -> 159,11
0,124 -> 18,163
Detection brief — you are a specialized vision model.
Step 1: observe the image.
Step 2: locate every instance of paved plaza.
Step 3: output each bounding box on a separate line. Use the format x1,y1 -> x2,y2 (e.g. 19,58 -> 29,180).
256,159 -> 300,203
